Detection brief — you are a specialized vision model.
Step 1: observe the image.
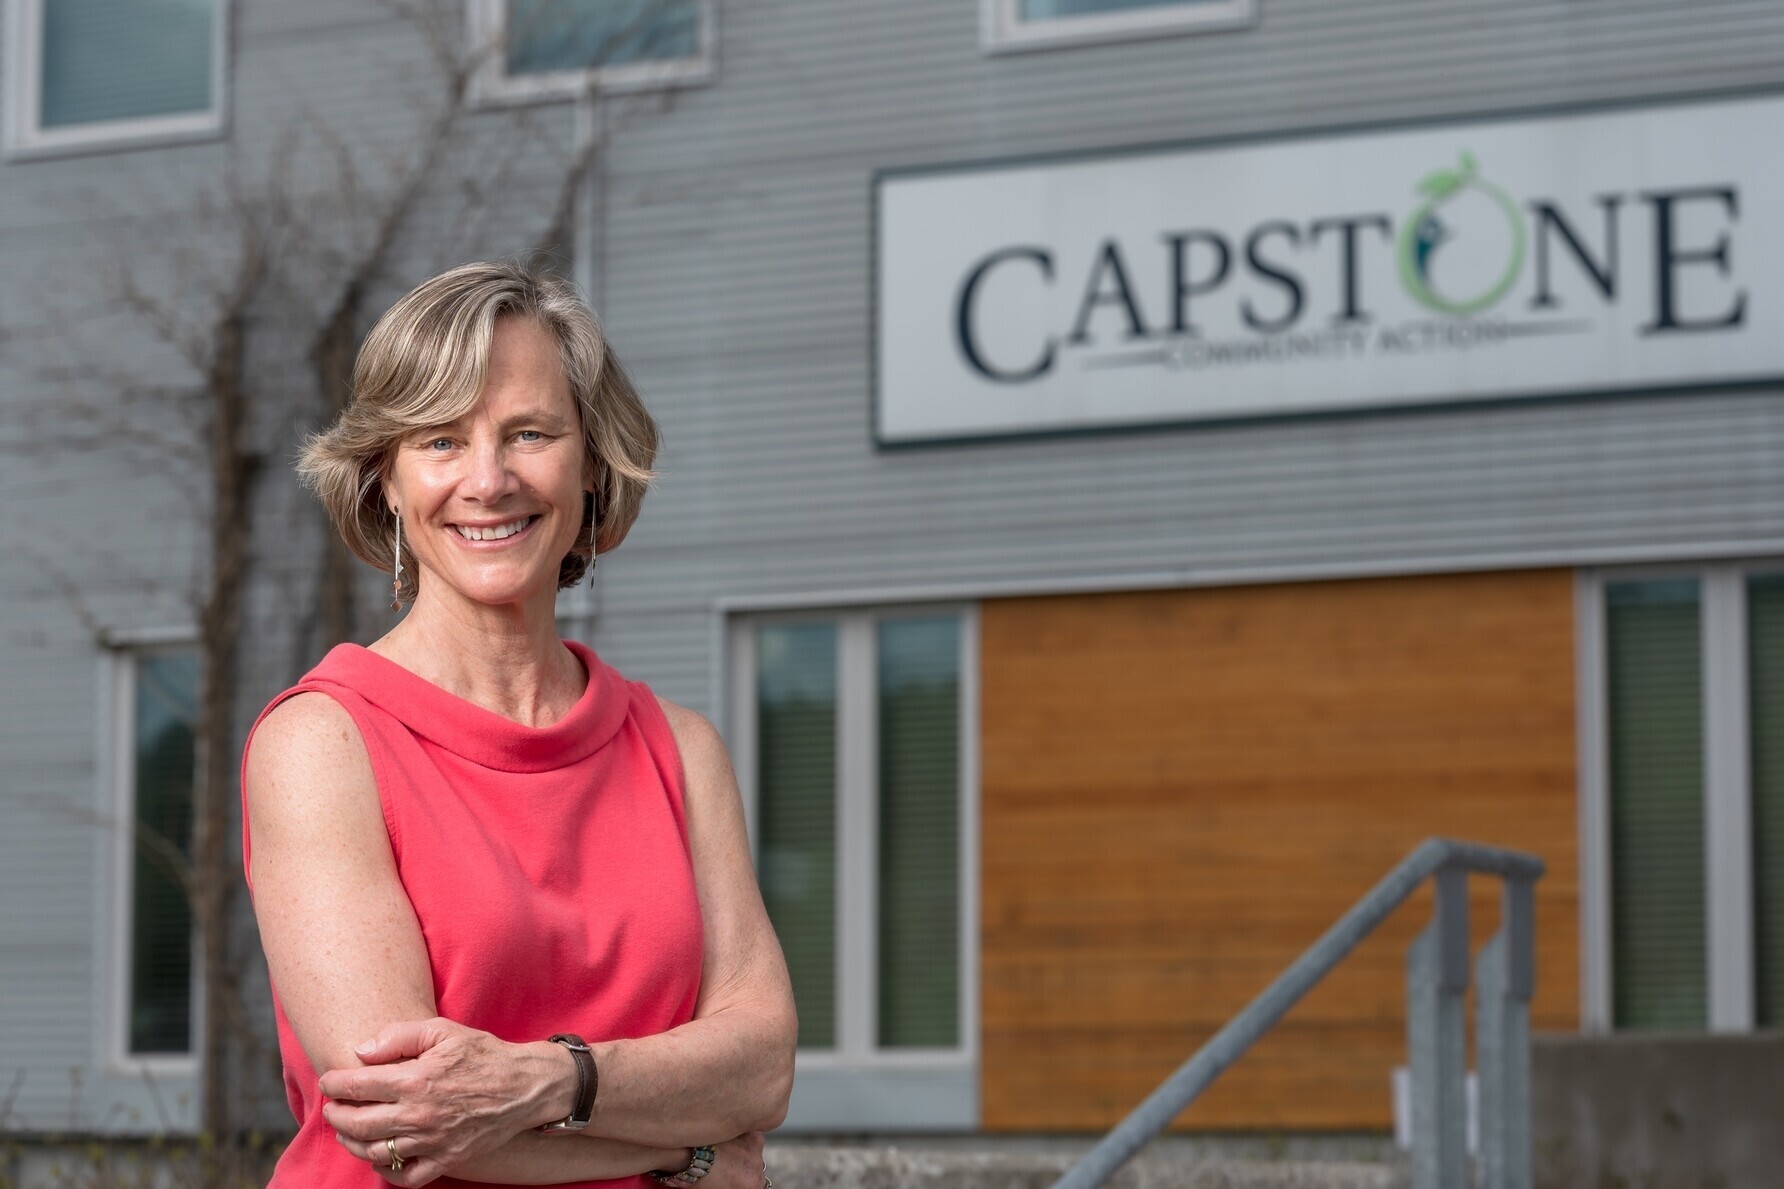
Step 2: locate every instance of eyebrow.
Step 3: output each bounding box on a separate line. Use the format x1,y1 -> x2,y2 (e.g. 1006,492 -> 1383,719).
413,411 -> 573,437
506,412 -> 572,432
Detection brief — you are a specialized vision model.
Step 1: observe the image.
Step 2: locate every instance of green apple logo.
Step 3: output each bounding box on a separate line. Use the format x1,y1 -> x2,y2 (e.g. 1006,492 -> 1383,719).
1397,150 -> 1526,315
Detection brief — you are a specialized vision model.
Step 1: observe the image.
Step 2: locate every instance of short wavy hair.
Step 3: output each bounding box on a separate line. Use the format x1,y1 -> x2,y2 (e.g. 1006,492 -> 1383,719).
299,261 -> 658,603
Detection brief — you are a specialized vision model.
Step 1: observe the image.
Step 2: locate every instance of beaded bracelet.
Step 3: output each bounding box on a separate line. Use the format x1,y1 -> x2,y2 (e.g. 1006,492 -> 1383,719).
650,1145 -> 715,1185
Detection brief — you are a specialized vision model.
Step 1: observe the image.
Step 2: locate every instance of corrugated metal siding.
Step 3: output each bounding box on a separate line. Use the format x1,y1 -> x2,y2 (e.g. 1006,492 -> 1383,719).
594,0 -> 1784,181
4,0 -> 1784,1133
588,0 -> 1784,654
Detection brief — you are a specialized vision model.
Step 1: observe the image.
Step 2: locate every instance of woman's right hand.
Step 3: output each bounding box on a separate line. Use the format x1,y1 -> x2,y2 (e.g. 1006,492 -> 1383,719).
321,1017 -> 578,1184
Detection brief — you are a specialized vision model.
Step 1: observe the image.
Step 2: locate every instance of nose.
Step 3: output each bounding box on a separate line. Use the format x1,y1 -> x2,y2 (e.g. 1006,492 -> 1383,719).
463,434 -> 519,502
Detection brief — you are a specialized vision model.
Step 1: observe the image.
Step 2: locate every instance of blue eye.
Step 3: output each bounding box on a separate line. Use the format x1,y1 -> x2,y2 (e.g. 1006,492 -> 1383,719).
427,437 -> 454,451
517,430 -> 543,443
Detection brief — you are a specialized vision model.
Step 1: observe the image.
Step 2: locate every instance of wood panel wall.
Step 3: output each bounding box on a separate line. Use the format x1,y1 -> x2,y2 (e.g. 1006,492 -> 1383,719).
979,570 -> 1579,1131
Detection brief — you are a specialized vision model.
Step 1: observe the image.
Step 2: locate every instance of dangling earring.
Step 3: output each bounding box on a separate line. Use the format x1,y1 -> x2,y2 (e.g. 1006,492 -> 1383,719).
586,490 -> 599,585
391,510 -> 404,610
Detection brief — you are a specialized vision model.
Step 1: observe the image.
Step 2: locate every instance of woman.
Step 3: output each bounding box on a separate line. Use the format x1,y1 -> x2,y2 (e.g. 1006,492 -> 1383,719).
242,261 -> 796,1188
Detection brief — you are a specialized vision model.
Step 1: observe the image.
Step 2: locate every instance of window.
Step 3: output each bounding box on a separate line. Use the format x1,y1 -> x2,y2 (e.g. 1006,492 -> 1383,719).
980,0 -> 1257,53
4,0 -> 227,157
1580,565 -> 1784,1032
105,642 -> 201,1066
729,607 -> 978,1130
468,0 -> 714,105
1603,579 -> 1706,1029
1749,575 -> 1784,1026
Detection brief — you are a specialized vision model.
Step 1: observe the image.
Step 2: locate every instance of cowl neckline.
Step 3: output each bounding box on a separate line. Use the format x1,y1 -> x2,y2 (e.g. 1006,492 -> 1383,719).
307,639 -> 628,773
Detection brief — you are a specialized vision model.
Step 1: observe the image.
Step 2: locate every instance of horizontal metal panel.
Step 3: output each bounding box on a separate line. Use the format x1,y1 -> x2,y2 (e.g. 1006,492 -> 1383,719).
601,0 -> 1784,177
0,946 -> 97,1123
590,382 -> 1784,618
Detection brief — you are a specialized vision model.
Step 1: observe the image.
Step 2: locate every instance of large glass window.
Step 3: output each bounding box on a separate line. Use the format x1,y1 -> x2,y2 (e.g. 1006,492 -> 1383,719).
752,612 -> 966,1054
471,0 -> 713,103
506,0 -> 699,74
735,606 -> 975,1128
1747,574 -> 1784,1027
6,0 -> 224,155
756,624 -> 840,1051
876,618 -> 961,1049
119,646 -> 200,1057
1605,579 -> 1706,1029
1591,565 -> 1784,1033
983,0 -> 1256,53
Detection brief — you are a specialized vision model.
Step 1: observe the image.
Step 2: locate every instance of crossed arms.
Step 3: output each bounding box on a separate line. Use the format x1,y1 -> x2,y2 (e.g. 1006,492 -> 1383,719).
245,693 -> 797,1186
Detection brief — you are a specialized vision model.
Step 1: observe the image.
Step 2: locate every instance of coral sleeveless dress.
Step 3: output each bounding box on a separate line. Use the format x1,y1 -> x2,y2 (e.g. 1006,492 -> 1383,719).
240,641 -> 704,1188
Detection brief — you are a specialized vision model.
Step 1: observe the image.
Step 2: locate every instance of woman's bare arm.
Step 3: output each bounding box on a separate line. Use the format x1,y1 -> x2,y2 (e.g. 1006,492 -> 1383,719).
324,698 -> 799,1151
246,692 -> 682,1185
575,699 -> 797,1144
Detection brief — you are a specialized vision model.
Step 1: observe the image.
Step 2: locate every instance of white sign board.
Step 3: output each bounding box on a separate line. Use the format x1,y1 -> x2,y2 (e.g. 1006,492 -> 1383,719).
875,94 -> 1781,444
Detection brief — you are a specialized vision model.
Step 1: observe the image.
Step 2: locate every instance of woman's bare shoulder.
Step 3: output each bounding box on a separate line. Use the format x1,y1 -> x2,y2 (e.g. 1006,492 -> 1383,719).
652,695 -> 734,786
652,694 -> 718,745
246,691 -> 376,814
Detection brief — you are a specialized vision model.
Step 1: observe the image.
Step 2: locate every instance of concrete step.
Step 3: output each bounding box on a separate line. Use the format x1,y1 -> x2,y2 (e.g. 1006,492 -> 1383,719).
761,1140 -> 1408,1189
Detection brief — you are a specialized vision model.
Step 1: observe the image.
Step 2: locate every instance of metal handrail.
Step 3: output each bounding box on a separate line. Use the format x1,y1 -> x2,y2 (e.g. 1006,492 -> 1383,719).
1050,837 -> 1544,1189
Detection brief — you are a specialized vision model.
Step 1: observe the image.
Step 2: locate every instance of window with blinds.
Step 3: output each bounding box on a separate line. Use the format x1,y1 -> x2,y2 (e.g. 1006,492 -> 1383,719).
1595,566 -> 1784,1033
505,0 -> 701,75
471,0 -> 712,102
755,624 -> 839,1051
127,648 -> 200,1055
1605,578 -> 1707,1030
1748,575 -> 1784,1028
750,610 -> 967,1059
1020,0 -> 1225,16
877,618 -> 961,1049
40,0 -> 214,130
986,0 -> 1256,51
7,0 -> 225,154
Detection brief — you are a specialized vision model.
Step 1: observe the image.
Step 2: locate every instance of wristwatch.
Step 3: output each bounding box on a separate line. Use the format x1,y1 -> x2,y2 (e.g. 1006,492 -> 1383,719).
540,1033 -> 597,1132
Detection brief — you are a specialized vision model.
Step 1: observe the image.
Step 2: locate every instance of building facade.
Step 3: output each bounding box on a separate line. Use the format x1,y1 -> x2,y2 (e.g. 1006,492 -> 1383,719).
2,0 -> 1782,1142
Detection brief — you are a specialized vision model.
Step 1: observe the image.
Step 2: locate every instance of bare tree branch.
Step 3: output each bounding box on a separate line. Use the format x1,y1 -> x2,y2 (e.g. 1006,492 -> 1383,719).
18,547 -> 108,639
5,0 -> 678,1167
530,0 -> 687,266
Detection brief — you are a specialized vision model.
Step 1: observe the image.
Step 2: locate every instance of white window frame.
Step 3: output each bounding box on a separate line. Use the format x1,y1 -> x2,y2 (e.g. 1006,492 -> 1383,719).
727,604 -> 980,1131
3,0 -> 229,159
980,0 -> 1257,55
96,629 -> 203,1078
1577,565 -> 1758,1035
467,0 -> 716,106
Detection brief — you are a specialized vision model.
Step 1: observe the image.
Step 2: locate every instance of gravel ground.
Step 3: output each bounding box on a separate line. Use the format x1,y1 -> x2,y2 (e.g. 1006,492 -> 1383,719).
760,1141 -> 1410,1189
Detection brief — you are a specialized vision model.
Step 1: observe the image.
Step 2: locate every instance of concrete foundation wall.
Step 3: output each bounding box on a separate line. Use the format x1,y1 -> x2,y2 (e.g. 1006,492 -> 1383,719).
1533,1033 -> 1784,1189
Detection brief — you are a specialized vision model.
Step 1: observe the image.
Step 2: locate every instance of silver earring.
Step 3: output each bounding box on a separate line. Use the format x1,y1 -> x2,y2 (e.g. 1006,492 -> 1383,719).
391,511 -> 404,610
587,491 -> 599,585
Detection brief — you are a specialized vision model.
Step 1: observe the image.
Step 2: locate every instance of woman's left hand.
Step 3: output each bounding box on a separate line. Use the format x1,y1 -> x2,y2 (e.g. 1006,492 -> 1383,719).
699,1132 -> 768,1189
321,1016 -> 575,1185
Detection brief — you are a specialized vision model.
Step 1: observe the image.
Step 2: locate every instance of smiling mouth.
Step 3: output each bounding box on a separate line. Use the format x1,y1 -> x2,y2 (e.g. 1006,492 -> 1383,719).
452,515 -> 539,542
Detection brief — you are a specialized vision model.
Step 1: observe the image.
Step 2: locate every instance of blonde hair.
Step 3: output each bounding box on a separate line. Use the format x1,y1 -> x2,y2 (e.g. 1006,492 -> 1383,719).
299,261 -> 658,603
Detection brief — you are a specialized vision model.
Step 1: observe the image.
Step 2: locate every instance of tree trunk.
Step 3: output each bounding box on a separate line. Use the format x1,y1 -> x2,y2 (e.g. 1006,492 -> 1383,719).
314,299 -> 360,647
197,307 -> 252,1142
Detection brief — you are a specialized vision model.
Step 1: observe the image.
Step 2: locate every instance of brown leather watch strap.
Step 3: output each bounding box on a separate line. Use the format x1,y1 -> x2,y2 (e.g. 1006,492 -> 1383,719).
541,1033 -> 597,1131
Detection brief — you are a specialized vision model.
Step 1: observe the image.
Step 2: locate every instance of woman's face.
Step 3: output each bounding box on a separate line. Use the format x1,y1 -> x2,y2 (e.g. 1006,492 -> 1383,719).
384,316 -> 588,612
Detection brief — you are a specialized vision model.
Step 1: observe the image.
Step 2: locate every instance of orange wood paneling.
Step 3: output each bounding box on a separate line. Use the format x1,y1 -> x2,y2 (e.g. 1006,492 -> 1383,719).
979,570 -> 1579,1131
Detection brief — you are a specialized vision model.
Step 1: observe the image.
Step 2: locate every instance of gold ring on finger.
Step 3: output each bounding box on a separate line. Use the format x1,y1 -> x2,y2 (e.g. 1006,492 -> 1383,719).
387,1137 -> 405,1172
